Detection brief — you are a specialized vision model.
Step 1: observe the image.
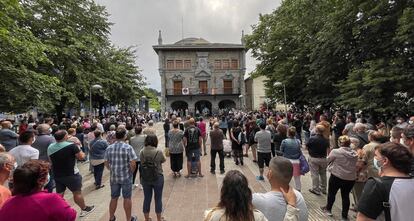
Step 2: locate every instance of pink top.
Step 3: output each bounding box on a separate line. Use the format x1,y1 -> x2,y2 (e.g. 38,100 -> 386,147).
197,121 -> 207,137
0,191 -> 76,221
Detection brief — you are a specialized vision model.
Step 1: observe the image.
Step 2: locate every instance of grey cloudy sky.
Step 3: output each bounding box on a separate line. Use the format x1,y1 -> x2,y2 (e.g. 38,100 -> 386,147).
95,0 -> 281,91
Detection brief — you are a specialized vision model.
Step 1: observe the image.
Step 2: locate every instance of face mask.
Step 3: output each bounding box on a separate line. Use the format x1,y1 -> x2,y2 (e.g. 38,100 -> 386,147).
13,162 -> 18,170
409,121 -> 413,125
397,120 -> 403,124
44,173 -> 50,187
48,128 -> 53,133
373,158 -> 383,172
400,139 -> 410,148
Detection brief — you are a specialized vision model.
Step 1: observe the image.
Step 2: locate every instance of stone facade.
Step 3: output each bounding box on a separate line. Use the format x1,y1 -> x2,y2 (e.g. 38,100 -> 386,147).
153,33 -> 246,115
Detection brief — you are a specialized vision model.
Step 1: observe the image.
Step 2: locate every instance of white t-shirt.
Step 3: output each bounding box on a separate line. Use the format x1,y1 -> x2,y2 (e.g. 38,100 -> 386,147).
9,145 -> 39,166
253,190 -> 308,221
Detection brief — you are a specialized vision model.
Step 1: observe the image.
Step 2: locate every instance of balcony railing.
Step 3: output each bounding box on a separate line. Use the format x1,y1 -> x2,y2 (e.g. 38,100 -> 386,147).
166,87 -> 239,96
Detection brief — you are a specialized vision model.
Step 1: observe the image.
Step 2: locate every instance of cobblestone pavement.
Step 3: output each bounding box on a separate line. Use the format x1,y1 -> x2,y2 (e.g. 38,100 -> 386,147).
66,122 -> 356,221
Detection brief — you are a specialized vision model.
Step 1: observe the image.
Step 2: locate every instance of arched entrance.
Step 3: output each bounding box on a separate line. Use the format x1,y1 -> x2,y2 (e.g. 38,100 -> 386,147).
171,101 -> 188,111
195,100 -> 212,116
218,100 -> 236,110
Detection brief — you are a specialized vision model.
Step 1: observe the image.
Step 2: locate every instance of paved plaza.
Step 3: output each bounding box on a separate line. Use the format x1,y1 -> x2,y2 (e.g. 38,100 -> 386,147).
66,123 -> 356,221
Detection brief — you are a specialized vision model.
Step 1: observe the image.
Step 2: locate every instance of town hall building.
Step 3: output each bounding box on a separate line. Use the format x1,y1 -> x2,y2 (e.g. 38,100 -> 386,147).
153,31 -> 247,115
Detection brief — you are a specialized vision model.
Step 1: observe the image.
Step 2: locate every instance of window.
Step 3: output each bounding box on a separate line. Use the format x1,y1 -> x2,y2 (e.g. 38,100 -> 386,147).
175,60 -> 183,69
173,81 -> 182,95
184,60 -> 191,69
199,81 -> 208,94
214,60 -> 222,69
222,59 -> 230,69
167,60 -> 174,69
223,80 -> 232,94
231,59 -> 238,69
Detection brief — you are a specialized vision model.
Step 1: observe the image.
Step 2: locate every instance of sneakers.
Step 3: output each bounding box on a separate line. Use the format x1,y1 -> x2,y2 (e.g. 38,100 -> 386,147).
309,188 -> 321,195
220,170 -> 225,174
80,205 -> 95,217
131,215 -> 138,221
240,161 -> 244,166
256,176 -> 265,181
320,206 -> 333,217
210,170 -> 215,174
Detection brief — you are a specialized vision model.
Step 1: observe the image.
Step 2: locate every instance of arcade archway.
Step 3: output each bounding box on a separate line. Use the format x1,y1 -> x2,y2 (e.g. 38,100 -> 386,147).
195,100 -> 212,115
171,101 -> 188,111
218,99 -> 236,110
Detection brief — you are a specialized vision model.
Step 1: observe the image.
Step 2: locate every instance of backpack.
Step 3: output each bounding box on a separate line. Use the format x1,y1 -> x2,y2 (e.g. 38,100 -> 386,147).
141,151 -> 159,183
248,128 -> 257,145
238,131 -> 246,145
371,177 -> 391,221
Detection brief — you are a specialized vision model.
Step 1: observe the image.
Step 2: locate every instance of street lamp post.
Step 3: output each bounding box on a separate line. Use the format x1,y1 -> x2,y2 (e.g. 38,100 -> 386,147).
90,84 -> 103,118
273,82 -> 288,121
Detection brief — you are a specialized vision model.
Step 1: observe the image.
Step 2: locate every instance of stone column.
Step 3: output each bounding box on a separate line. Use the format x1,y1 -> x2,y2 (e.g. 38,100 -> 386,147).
240,49 -> 247,110
159,51 -> 166,114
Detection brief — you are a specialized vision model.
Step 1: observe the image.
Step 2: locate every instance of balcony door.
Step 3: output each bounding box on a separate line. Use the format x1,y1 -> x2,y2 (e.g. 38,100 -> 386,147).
173,81 -> 182,95
199,81 -> 208,94
223,80 -> 233,94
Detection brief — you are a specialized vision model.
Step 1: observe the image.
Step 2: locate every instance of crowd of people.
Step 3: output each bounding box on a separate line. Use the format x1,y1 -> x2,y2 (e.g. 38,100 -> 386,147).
0,109 -> 413,221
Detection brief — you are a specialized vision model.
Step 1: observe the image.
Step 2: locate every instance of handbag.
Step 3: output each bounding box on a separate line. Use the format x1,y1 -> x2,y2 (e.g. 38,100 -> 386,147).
295,139 -> 309,175
299,154 -> 310,175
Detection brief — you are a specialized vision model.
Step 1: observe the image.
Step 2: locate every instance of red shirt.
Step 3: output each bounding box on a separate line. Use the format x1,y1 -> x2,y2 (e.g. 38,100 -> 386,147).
197,121 -> 207,137
0,191 -> 76,221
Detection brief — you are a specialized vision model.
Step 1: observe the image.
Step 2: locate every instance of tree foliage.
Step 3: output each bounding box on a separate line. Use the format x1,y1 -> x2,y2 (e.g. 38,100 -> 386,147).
0,0 -> 145,115
246,0 -> 414,114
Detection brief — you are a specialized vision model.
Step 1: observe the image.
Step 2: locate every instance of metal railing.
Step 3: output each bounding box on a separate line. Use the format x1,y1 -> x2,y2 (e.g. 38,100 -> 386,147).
166,87 -> 239,95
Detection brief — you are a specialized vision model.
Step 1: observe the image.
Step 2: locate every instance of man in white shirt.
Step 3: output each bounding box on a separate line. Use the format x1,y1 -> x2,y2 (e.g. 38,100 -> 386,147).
9,130 -> 39,166
253,157 -> 308,221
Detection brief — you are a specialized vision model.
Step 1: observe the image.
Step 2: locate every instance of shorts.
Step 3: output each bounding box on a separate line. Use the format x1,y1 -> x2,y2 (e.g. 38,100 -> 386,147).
257,152 -> 271,169
55,173 -> 82,193
110,182 -> 133,199
186,148 -> 201,162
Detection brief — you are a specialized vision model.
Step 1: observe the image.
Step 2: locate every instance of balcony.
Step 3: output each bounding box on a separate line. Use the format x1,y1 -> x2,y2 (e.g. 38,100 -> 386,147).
166,87 -> 240,96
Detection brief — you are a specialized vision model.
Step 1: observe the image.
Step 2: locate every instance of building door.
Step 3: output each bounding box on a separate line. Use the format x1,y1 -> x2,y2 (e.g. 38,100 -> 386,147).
199,81 -> 208,94
173,81 -> 182,95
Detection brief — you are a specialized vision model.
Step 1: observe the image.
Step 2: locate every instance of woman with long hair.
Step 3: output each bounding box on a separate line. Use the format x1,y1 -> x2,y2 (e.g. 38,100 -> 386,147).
204,170 -> 267,221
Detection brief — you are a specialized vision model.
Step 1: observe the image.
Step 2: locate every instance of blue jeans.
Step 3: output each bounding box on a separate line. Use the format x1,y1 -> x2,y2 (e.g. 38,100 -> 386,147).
143,174 -> 164,214
110,182 -> 133,199
93,163 -> 105,186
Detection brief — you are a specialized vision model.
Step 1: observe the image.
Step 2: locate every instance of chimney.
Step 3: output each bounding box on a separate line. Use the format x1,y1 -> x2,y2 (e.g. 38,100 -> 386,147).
158,30 -> 163,45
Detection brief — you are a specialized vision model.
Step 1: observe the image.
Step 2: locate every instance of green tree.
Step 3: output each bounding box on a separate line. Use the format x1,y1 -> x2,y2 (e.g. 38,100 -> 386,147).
247,0 -> 414,114
246,0 -> 337,108
144,88 -> 161,111
338,0 -> 414,113
19,0 -> 145,117
0,0 -> 60,112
